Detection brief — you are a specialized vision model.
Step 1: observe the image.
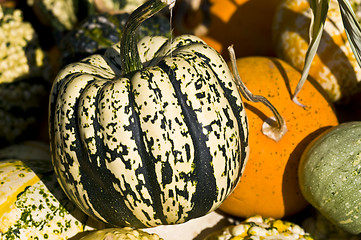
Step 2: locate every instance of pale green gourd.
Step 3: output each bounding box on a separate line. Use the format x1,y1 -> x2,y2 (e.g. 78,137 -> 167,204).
299,121 -> 361,235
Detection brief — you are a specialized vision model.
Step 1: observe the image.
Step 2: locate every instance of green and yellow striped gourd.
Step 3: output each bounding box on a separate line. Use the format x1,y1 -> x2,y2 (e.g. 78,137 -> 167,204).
0,141 -> 105,240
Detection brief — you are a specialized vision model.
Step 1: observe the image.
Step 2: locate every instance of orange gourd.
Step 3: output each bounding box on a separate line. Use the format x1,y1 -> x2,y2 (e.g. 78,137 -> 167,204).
174,0 -> 282,60
219,56 -> 339,219
272,0 -> 361,103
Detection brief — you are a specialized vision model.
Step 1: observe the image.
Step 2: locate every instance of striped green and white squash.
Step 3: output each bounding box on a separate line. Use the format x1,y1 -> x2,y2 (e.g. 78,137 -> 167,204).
0,141 -> 105,240
49,0 -> 249,228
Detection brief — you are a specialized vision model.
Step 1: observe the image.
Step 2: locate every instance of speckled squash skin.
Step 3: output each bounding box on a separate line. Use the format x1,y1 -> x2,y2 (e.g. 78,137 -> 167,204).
299,121 -> 361,235
49,31 -> 249,229
0,142 -> 105,240
272,0 -> 361,103
218,57 -> 338,219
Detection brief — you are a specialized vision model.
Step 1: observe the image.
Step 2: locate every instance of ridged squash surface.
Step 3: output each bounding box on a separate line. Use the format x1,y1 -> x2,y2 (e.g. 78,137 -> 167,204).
299,121 -> 361,235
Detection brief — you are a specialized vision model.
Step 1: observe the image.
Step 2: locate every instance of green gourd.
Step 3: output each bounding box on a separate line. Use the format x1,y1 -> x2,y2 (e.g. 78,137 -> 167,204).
299,121 -> 361,235
60,12 -> 171,66
49,0 -> 249,228
27,0 -> 149,32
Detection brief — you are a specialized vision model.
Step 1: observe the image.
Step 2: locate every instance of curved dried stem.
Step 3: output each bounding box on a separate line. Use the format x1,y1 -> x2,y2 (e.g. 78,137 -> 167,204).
228,45 -> 288,142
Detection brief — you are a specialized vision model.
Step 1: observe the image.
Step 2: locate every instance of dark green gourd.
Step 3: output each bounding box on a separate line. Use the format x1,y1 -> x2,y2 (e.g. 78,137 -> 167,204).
60,12 -> 171,66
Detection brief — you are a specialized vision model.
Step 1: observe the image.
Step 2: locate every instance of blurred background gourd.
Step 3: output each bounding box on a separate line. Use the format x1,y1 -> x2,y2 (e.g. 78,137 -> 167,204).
173,0 -> 283,60
272,0 -> 361,103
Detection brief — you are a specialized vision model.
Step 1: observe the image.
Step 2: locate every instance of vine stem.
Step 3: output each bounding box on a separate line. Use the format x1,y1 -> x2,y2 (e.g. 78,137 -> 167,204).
119,0 -> 176,76
228,45 -> 288,142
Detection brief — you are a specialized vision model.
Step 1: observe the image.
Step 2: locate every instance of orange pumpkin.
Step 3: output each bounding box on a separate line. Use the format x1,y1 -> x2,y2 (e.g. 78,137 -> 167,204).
174,0 -> 283,60
219,56 -> 339,219
272,0 -> 361,103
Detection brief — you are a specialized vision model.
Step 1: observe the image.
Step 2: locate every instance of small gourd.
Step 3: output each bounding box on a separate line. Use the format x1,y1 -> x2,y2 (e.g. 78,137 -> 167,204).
60,12 -> 171,66
0,141 -> 105,240
272,0 -> 361,103
79,227 -> 162,240
299,121 -> 361,234
0,5 -> 50,144
27,0 -> 149,32
204,215 -> 314,240
27,0 -> 94,32
49,0 -> 249,228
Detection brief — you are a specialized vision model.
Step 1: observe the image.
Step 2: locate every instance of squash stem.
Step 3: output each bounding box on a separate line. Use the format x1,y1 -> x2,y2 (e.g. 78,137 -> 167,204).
228,45 -> 288,142
120,0 -> 175,75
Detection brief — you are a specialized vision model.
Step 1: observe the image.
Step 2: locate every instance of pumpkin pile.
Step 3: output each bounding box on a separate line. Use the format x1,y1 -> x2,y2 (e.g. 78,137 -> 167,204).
1,0 -> 361,239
